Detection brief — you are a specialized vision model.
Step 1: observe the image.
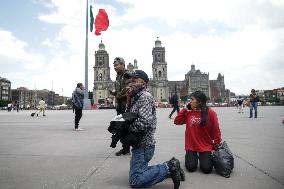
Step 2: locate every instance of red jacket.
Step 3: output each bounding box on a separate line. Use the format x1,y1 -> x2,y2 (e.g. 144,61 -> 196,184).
174,108 -> 221,152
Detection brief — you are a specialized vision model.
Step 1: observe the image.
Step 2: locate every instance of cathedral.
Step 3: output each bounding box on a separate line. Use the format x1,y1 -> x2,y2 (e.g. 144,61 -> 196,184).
93,38 -> 228,104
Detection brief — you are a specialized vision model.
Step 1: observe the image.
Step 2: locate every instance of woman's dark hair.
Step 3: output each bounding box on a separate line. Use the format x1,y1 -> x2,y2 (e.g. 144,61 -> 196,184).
190,90 -> 208,127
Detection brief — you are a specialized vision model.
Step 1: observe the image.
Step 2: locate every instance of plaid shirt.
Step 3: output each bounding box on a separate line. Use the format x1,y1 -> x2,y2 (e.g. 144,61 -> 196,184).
128,88 -> 156,147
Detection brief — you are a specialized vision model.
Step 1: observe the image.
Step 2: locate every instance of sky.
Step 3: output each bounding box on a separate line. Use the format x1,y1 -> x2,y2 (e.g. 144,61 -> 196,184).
0,0 -> 284,96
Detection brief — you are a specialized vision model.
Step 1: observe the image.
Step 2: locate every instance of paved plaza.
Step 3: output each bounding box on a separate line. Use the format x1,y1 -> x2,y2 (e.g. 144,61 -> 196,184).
0,106 -> 284,189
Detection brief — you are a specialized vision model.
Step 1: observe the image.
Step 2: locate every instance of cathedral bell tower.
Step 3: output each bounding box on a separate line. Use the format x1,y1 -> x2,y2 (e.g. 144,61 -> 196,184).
149,37 -> 169,102
152,37 -> 168,81
93,41 -> 113,105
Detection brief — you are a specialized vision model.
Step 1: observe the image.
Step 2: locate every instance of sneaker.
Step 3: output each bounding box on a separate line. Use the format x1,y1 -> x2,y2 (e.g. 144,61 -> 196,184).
115,149 -> 130,156
74,127 -> 83,131
167,158 -> 181,189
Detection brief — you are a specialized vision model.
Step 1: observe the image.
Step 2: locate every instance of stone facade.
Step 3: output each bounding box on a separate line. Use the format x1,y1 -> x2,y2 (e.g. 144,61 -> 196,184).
0,77 -> 11,101
92,38 -> 228,103
93,41 -> 114,104
186,64 -> 210,97
11,87 -> 63,108
148,38 -> 169,102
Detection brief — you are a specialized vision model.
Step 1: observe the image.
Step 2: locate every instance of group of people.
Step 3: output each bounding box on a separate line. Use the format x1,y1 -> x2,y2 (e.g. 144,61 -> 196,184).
235,89 -> 259,118
59,56 -> 264,188
71,57 -> 224,188
71,57 -> 223,189
7,99 -> 46,116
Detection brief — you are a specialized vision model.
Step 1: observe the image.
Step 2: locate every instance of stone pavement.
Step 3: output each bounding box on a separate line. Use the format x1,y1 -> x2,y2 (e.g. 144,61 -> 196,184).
0,106 -> 284,189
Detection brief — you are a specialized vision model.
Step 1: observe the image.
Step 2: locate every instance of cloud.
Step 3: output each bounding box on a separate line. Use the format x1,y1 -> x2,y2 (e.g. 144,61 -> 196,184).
1,0 -> 284,97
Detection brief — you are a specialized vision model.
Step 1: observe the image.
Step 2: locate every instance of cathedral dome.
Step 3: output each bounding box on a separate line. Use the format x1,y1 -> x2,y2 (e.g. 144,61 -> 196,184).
98,40 -> 105,50
155,37 -> 162,47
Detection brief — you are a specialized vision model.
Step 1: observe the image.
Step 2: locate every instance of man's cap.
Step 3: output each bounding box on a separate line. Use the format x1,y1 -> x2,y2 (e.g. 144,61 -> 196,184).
126,70 -> 149,83
113,57 -> 125,64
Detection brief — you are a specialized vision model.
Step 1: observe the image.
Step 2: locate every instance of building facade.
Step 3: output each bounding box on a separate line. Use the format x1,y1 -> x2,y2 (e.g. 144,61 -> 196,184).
0,77 -> 11,101
148,38 -> 169,102
11,87 -> 63,108
92,41 -> 114,104
92,38 -> 228,103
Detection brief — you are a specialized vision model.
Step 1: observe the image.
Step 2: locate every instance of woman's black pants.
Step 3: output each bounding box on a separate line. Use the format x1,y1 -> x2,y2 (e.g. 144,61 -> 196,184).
185,150 -> 213,174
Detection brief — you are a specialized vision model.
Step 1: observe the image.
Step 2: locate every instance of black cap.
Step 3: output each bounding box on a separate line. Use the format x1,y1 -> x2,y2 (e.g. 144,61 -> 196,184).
126,70 -> 149,83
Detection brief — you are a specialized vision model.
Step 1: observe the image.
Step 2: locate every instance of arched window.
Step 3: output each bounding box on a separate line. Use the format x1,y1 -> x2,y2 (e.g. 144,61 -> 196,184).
99,73 -> 103,80
158,71 -> 162,77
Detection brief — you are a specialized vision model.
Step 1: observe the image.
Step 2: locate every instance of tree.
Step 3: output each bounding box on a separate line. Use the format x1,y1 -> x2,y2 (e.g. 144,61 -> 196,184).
0,100 -> 11,107
98,99 -> 105,104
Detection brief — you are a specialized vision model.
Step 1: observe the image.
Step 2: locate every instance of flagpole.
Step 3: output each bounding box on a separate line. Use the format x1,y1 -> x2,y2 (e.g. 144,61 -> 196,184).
84,0 -> 91,109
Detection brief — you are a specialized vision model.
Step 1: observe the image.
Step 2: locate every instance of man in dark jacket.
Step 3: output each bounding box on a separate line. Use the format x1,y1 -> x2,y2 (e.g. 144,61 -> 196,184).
110,57 -> 131,155
72,83 -> 84,131
249,89 -> 259,118
169,93 -> 180,119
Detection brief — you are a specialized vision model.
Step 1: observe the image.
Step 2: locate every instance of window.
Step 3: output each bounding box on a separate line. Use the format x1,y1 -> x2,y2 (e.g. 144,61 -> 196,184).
158,71 -> 162,77
99,73 -> 103,80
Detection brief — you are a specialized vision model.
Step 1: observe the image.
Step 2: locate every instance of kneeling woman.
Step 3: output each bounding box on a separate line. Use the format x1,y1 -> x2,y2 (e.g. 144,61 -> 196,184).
174,90 -> 221,174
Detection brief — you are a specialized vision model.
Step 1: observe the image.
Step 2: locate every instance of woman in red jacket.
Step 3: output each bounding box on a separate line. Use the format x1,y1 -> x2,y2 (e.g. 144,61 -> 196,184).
174,90 -> 221,174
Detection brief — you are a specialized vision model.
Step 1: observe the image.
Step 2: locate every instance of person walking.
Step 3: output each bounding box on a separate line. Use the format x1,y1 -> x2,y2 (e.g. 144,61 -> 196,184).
169,92 -> 180,119
15,101 -> 20,112
249,89 -> 259,118
37,98 -> 46,116
110,57 -> 131,156
72,83 -> 84,131
237,96 -> 244,113
174,90 -> 222,174
126,70 -> 185,189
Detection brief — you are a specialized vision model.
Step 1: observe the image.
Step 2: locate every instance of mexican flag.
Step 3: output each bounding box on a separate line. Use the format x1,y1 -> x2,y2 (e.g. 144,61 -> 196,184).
90,6 -> 109,35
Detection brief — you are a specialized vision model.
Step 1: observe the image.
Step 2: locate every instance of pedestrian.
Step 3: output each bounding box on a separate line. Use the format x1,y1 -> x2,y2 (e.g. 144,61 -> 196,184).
37,98 -> 46,116
72,83 -> 84,131
126,70 -> 185,189
109,57 -> 131,156
15,101 -> 20,112
169,92 -> 180,119
249,89 -> 259,118
237,96 -> 244,113
174,90 -> 222,174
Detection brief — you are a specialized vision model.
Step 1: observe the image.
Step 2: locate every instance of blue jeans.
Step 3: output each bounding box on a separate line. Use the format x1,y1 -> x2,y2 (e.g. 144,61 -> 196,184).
129,146 -> 169,188
250,102 -> 258,118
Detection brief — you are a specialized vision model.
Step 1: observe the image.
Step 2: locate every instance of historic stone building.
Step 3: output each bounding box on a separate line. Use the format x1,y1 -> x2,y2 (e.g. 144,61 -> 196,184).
92,41 -> 114,104
92,38 -> 228,104
209,73 -> 226,102
147,38 -> 169,102
0,77 -> 11,101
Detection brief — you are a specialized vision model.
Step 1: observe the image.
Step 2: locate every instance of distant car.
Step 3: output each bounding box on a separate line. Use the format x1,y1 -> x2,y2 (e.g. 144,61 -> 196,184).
207,102 -> 214,107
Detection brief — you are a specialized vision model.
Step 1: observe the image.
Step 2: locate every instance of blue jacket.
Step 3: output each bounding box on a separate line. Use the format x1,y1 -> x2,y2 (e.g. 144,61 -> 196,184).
72,87 -> 84,109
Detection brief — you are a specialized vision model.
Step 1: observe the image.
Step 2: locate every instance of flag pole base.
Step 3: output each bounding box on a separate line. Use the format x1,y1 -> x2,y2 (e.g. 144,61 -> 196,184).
83,98 -> 91,110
